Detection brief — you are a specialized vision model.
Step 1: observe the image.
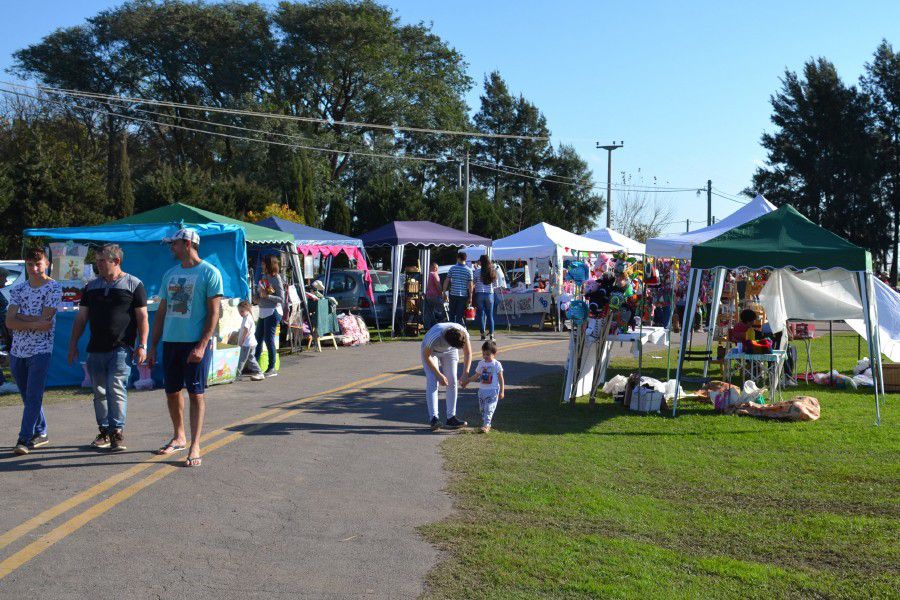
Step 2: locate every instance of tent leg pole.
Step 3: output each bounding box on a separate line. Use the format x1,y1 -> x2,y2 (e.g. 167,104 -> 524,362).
829,320 -> 834,386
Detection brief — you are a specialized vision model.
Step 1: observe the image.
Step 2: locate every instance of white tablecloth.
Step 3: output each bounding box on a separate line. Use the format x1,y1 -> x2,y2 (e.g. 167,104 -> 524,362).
564,324 -> 669,400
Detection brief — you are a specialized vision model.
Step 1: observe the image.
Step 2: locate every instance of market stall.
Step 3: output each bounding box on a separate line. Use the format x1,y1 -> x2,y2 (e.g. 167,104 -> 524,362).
466,222 -> 620,329
359,221 -> 491,334
113,203 -> 304,367
642,194 -> 778,376
673,204 -> 886,424
23,222 -> 250,387
256,217 -> 377,344
255,217 -> 374,301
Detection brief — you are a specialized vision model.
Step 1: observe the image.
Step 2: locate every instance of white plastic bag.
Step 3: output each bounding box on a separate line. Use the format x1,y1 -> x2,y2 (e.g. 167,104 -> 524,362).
602,374 -> 628,396
663,379 -> 684,400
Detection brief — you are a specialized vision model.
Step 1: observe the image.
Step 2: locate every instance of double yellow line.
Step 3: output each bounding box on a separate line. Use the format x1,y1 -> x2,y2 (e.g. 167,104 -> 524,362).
0,338 -> 559,580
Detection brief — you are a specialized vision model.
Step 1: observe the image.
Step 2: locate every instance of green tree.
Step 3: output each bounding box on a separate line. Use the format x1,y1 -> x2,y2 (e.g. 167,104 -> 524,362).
862,40 -> 900,285
323,197 -> 351,235
109,129 -> 134,218
0,113 -> 109,256
752,58 -> 888,264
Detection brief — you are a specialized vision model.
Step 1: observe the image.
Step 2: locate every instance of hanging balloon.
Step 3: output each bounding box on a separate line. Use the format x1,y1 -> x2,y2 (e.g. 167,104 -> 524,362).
609,292 -> 624,310
566,299 -> 588,325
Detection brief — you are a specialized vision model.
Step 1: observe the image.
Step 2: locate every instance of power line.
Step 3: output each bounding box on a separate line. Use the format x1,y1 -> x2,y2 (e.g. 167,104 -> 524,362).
470,159 -> 706,193
0,85 -> 443,163
103,98 -> 417,157
711,191 -> 748,205
2,83 -> 739,201
2,81 -> 548,141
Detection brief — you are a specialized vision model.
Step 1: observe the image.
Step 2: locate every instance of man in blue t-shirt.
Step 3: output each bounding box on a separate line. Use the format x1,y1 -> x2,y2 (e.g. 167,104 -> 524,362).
147,228 -> 223,468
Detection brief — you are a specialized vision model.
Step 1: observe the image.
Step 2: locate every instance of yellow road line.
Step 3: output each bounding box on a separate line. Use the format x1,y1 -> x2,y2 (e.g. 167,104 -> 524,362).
0,337 -> 561,579
0,371 -> 409,580
0,369 -> 404,552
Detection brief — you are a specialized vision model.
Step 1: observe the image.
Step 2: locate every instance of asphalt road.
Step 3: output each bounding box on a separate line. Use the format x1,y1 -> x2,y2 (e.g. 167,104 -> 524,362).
0,331 -> 571,599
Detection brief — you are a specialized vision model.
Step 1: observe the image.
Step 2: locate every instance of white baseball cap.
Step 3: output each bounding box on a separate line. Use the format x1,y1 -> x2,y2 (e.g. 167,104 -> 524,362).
163,228 -> 200,245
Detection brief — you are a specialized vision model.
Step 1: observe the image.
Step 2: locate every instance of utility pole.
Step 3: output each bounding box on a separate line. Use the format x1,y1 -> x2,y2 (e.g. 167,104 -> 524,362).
686,219 -> 690,232
707,180 -> 712,226
596,141 -> 624,229
464,151 -> 470,232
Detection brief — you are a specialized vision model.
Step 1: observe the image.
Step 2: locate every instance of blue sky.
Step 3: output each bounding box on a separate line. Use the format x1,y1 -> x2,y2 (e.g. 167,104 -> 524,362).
2,1 -> 897,232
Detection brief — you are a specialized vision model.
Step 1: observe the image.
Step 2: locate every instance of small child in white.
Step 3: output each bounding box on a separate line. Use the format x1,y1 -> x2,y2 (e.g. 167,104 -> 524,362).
236,301 -> 265,382
465,340 -> 505,433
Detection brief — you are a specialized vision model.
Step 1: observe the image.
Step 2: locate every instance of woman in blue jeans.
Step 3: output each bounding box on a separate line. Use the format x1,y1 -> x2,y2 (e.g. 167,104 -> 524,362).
255,255 -> 284,377
473,255 -> 499,341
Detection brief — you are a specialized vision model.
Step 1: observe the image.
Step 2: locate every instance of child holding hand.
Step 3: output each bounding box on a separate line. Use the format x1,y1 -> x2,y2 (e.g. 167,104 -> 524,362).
465,340 -> 505,433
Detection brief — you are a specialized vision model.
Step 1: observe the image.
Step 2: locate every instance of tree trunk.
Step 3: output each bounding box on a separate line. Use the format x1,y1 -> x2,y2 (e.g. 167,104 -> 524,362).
106,113 -> 116,201
892,200 -> 899,287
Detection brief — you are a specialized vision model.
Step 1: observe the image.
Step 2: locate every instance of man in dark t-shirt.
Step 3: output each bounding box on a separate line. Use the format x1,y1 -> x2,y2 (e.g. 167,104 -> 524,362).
68,244 -> 149,451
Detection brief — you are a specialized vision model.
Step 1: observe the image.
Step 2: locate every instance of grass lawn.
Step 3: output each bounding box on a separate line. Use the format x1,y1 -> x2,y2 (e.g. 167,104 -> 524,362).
422,333 -> 899,599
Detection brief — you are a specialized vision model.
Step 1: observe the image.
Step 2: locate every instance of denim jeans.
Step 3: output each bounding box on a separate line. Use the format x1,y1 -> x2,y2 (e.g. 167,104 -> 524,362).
474,292 -> 495,335
87,347 -> 132,431
422,351 -> 459,420
423,296 -> 446,329
255,314 -> 279,372
9,353 -> 51,442
447,295 -> 468,327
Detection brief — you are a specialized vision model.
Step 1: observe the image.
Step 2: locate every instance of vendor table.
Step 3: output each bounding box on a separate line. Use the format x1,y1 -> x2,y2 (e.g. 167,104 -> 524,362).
722,349 -> 787,402
563,323 -> 669,400
496,291 -> 552,329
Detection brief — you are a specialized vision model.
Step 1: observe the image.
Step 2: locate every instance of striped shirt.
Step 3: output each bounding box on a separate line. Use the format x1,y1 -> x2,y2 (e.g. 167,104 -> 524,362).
422,322 -> 467,356
473,268 -> 498,294
447,264 -> 473,297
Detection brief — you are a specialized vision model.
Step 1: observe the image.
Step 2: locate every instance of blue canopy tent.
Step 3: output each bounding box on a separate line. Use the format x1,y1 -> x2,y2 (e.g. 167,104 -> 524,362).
23,222 -> 249,387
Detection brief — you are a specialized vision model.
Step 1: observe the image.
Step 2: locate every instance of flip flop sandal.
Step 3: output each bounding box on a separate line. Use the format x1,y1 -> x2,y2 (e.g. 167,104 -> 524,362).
154,441 -> 186,455
184,456 -> 202,467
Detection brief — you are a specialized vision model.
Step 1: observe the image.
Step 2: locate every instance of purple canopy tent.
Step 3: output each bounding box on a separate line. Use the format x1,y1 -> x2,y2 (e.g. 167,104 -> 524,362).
359,221 -> 492,334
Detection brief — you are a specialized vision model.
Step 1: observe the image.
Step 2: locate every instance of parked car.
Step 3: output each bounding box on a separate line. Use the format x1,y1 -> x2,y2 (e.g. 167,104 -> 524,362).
0,260 -> 25,303
315,269 -> 397,325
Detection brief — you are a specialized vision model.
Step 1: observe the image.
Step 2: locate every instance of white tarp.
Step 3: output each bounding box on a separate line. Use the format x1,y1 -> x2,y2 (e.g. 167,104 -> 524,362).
847,278 -> 900,363
466,222 -> 619,261
645,194 -> 777,258
758,269 -> 900,362
583,227 -> 646,254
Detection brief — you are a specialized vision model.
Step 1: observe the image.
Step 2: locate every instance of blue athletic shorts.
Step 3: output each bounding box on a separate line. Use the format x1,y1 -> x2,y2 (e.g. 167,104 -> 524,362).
163,341 -> 213,395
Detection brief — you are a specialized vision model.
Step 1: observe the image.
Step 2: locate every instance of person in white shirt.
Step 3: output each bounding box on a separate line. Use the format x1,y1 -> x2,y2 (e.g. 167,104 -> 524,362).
464,340 -> 505,433
420,321 -> 472,431
236,301 -> 264,382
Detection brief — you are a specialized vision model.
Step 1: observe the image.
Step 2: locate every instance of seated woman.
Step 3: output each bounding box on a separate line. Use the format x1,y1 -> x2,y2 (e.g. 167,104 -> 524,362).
730,308 -> 759,342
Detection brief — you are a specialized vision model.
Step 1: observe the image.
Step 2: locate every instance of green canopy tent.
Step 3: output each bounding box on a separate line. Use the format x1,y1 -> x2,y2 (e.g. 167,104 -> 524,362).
113,203 -> 310,354
673,204 -> 884,423
111,203 -> 293,245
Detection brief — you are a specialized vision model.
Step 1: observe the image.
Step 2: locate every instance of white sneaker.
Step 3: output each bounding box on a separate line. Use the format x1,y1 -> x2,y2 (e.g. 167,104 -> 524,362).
250,373 -> 265,381
264,371 -> 278,378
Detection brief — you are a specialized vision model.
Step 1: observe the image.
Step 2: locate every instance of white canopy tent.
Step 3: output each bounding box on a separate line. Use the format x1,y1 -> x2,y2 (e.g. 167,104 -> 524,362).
583,227 -> 645,254
645,195 -> 777,259
466,222 -> 620,262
